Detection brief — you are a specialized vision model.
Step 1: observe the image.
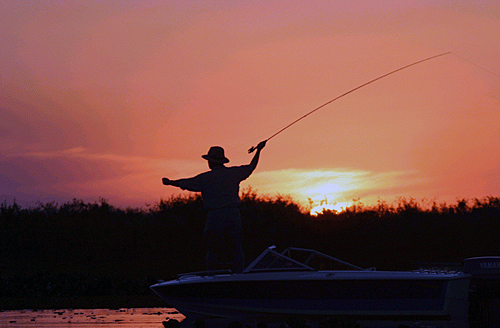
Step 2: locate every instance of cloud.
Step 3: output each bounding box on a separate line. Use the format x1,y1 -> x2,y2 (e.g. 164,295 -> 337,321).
1,147 -> 192,207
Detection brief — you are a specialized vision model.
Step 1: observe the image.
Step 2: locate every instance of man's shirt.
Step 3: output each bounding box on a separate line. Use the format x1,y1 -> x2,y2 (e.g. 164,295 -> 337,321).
176,165 -> 255,210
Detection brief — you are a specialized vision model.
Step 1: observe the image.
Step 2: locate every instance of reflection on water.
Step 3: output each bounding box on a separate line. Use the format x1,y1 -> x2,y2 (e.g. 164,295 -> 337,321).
0,308 -> 468,328
0,308 -> 185,328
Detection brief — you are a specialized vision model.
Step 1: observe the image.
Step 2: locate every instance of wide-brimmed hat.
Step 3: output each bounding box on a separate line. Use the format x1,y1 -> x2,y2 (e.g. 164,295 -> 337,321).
202,146 -> 229,164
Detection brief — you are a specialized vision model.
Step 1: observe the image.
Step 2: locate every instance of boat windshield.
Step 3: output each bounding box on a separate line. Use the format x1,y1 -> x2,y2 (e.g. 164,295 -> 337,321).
243,246 -> 365,273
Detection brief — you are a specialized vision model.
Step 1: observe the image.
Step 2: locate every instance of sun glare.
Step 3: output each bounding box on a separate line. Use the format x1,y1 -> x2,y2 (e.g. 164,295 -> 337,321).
310,202 -> 351,216
250,168 -> 411,216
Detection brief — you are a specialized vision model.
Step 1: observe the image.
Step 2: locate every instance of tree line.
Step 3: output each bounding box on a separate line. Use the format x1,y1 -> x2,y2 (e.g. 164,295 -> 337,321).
1,191 -> 500,309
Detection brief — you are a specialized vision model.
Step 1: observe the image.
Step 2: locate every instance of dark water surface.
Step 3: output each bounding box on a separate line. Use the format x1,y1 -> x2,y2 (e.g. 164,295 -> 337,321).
0,308 -> 185,328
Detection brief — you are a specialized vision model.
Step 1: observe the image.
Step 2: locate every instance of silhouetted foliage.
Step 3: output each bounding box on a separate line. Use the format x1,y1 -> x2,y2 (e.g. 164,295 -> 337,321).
1,193 -> 500,309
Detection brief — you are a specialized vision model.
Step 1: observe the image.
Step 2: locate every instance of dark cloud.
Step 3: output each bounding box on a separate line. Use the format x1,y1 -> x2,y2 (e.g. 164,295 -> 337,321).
0,151 -> 133,205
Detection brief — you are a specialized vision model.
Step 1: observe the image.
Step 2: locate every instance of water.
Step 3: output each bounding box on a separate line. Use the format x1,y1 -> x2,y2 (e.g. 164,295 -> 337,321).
0,308 -> 468,328
0,308 -> 185,328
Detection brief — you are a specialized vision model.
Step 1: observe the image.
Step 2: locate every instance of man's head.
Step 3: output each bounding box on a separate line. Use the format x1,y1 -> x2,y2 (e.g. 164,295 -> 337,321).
202,146 -> 229,166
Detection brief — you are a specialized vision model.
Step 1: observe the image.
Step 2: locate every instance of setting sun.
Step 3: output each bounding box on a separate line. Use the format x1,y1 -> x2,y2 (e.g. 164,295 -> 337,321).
245,168 -> 416,214
310,201 -> 352,216
243,169 -> 367,214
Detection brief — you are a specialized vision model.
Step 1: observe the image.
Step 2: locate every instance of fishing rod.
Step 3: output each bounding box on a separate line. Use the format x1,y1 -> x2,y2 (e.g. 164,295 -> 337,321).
248,51 -> 451,153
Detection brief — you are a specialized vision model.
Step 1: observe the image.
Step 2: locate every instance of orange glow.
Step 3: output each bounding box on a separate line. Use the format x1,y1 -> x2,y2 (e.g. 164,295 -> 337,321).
244,168 -> 424,213
1,1 -> 500,208
311,202 -> 352,216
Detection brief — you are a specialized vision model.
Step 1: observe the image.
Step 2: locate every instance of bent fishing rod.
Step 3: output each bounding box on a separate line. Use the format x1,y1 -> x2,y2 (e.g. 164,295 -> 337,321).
248,51 -> 451,153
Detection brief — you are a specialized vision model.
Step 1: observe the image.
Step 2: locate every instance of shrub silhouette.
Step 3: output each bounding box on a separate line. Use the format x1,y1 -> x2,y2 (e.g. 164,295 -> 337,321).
1,193 -> 500,309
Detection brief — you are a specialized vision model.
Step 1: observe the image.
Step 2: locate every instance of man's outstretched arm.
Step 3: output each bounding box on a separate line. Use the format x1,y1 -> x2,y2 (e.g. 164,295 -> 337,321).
162,177 -> 202,192
162,178 -> 179,187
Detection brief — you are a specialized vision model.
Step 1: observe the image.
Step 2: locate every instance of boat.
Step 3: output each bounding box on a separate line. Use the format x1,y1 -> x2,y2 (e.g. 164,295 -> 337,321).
151,246 -> 472,327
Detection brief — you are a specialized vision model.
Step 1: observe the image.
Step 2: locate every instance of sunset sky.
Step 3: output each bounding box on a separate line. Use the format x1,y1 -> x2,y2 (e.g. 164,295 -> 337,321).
1,1 -> 499,212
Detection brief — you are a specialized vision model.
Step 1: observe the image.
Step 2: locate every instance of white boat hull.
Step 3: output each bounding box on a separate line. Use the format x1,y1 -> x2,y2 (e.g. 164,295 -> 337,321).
151,270 -> 471,325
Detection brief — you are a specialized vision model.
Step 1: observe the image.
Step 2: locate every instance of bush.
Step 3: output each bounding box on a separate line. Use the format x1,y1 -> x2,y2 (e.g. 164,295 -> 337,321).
2,194 -> 500,308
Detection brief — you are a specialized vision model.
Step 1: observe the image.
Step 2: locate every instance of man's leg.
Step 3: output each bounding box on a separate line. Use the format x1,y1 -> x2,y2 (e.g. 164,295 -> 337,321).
227,208 -> 245,273
205,248 -> 217,271
231,232 -> 245,273
203,211 -> 223,270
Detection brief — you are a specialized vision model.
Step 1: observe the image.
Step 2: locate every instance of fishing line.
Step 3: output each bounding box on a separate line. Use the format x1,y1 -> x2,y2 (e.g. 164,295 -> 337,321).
248,51 -> 451,153
451,52 -> 500,80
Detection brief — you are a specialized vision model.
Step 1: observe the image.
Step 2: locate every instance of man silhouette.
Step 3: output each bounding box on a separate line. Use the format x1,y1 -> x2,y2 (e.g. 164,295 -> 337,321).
162,141 -> 266,272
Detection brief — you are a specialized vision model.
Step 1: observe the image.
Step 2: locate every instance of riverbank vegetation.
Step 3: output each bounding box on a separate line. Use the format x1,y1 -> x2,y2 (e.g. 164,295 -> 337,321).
2,191 -> 500,309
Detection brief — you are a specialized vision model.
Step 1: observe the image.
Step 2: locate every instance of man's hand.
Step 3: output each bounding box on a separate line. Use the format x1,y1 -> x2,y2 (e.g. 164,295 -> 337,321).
162,177 -> 171,185
256,140 -> 267,151
248,140 -> 267,153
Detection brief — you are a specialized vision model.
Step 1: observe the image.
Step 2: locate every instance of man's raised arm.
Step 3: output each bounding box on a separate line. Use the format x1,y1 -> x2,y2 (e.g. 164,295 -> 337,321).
248,140 -> 266,171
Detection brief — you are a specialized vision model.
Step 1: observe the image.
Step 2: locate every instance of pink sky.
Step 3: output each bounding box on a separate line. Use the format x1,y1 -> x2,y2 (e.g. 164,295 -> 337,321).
1,1 -> 499,211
